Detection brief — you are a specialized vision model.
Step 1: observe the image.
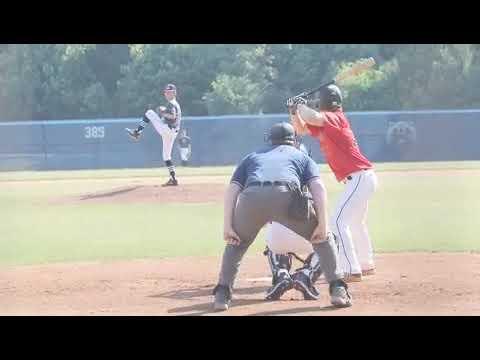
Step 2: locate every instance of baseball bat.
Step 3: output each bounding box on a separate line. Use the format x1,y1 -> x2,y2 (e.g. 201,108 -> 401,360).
290,57 -> 376,101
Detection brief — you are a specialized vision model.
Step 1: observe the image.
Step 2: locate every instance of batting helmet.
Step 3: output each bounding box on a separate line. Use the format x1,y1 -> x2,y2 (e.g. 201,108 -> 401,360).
317,84 -> 343,111
267,122 -> 296,145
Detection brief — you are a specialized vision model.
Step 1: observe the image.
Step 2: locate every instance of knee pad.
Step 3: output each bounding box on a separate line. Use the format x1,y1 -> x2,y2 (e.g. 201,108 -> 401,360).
304,252 -> 323,283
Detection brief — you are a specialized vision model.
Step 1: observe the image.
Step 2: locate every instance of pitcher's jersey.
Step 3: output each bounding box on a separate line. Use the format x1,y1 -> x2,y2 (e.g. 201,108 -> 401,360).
164,99 -> 182,129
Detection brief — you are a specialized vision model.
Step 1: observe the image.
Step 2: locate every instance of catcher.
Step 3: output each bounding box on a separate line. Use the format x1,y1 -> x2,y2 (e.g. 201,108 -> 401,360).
212,122 -> 351,311
126,84 -> 182,186
263,141 -> 325,301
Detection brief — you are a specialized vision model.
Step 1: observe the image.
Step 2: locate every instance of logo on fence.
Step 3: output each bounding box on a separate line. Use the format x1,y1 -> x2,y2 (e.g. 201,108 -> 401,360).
386,120 -> 416,147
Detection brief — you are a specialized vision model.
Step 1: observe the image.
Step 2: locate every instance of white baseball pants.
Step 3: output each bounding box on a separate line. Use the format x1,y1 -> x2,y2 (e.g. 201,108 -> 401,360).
265,222 -> 314,255
265,169 -> 378,276
332,169 -> 378,276
145,109 -> 179,161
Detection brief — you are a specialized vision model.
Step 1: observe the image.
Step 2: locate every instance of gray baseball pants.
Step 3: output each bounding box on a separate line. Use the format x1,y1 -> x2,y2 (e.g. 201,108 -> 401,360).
217,185 -> 343,290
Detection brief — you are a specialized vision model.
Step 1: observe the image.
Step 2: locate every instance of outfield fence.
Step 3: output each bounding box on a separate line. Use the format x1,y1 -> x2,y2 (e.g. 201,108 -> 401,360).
1,110 -> 480,171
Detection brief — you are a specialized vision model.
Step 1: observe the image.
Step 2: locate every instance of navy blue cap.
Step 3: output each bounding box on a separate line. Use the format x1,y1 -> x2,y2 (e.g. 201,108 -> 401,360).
164,84 -> 176,92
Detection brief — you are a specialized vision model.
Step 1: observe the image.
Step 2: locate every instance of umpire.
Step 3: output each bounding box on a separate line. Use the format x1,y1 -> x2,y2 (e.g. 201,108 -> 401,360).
212,122 -> 351,311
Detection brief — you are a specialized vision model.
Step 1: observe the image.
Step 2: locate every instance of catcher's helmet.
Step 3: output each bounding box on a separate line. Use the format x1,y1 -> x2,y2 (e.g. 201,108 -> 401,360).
267,122 -> 296,145
317,84 -> 343,111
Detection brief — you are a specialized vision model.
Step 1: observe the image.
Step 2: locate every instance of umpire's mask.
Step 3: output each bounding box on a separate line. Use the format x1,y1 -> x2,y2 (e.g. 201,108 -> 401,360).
267,122 -> 296,146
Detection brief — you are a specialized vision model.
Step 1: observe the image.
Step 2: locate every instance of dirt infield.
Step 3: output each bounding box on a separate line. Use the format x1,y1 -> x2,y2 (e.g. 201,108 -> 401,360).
69,183 -> 228,204
3,169 -> 479,315
1,252 -> 480,316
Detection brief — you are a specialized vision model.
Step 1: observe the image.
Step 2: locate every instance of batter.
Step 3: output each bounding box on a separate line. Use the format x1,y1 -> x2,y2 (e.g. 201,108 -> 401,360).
289,85 -> 378,281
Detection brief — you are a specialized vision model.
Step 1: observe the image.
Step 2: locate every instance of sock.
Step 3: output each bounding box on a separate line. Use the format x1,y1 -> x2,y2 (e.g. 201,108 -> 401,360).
165,160 -> 176,179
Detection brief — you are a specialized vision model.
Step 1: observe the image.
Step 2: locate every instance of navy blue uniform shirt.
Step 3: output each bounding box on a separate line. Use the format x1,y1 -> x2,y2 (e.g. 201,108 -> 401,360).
230,144 -> 320,189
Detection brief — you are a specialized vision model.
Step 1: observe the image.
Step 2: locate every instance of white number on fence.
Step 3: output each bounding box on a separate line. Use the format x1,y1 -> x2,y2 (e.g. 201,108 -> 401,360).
84,126 -> 105,139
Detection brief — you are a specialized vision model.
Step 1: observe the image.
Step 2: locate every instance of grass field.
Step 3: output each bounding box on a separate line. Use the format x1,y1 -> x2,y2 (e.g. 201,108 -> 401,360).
1,161 -> 479,266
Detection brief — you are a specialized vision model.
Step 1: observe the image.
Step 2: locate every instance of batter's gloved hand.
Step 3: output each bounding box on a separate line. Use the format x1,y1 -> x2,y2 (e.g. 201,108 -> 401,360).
294,96 -> 308,105
125,127 -> 142,141
286,97 -> 296,108
286,97 -> 298,115
286,96 -> 308,110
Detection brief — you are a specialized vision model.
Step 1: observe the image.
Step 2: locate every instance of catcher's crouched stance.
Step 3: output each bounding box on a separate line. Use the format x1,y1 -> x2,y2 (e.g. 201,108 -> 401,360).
264,222 -> 325,301
212,122 -> 351,311
263,143 -> 325,301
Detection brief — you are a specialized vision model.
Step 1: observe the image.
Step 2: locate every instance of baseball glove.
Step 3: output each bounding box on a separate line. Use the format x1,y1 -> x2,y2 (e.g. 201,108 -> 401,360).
157,105 -> 178,128
156,106 -> 167,115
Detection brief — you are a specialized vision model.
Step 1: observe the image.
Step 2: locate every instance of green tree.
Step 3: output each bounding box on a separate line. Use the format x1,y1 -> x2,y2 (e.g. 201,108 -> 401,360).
3,44 -> 480,121
203,74 -> 264,115
202,44 -> 277,114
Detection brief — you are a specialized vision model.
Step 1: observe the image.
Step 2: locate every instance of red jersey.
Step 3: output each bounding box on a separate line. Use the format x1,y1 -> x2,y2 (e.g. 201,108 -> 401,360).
306,109 -> 373,182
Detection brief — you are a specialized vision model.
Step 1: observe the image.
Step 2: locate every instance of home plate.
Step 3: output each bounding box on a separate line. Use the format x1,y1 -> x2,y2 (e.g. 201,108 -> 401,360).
244,277 -> 272,283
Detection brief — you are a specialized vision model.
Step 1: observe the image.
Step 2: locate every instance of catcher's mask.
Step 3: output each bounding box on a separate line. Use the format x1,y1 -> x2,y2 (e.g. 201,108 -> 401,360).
265,122 -> 296,146
316,84 -> 343,111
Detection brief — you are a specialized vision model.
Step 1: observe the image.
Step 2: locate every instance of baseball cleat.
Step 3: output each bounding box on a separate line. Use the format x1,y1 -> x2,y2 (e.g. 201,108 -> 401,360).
362,268 -> 376,276
329,280 -> 352,308
212,285 -> 232,312
162,178 -> 178,187
292,271 -> 320,300
214,301 -> 229,312
265,271 -> 294,301
125,128 -> 141,141
344,273 -> 362,283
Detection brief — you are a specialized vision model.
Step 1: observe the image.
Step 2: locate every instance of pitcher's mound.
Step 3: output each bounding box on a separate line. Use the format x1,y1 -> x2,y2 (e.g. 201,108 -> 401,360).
70,183 -> 227,204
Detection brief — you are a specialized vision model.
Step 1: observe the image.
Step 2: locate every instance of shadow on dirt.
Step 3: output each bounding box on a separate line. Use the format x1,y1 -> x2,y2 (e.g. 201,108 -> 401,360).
167,299 -> 340,316
149,285 -> 268,300
80,186 -> 143,200
249,305 -> 339,316
168,298 -> 267,316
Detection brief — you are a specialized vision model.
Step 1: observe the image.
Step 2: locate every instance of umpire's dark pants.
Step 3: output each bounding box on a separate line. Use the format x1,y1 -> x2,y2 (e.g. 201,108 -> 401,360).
217,184 -> 343,290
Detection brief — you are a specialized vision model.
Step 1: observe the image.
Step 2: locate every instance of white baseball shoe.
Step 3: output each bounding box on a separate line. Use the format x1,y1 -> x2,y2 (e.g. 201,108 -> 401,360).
125,128 -> 141,141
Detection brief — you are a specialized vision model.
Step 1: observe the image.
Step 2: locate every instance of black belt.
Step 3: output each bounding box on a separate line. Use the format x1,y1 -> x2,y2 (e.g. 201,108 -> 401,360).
246,181 -> 292,188
346,169 -> 368,181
